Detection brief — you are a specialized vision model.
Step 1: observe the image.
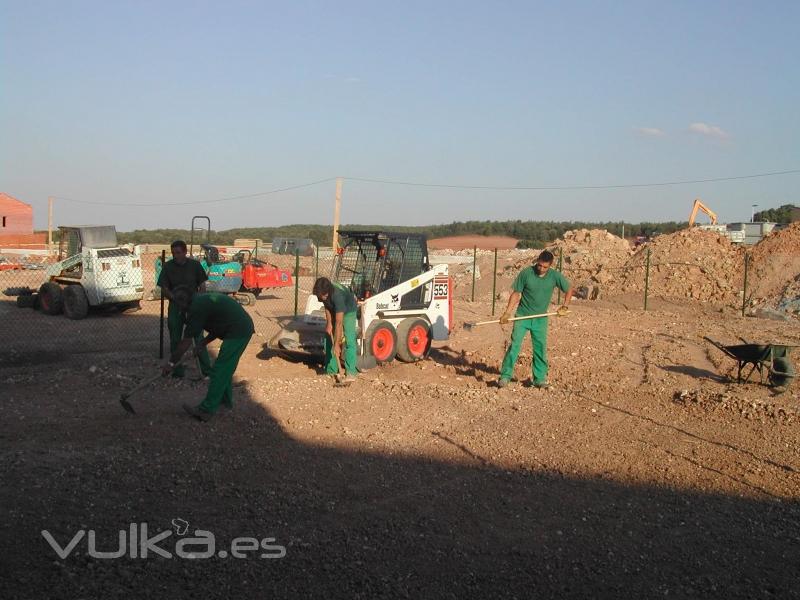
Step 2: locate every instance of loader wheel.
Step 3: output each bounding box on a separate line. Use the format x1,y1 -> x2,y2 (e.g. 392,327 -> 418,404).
63,285 -> 89,320
16,294 -> 36,309
396,318 -> 432,362
38,282 -> 64,315
366,321 -> 397,364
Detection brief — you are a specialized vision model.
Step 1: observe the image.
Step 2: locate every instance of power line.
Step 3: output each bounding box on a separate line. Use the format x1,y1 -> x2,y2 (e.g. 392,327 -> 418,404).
51,168 -> 800,207
345,168 -> 800,191
55,178 -> 336,207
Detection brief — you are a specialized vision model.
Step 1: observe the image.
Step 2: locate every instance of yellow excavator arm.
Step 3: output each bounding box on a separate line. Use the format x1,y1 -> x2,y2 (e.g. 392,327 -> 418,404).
688,198 -> 718,226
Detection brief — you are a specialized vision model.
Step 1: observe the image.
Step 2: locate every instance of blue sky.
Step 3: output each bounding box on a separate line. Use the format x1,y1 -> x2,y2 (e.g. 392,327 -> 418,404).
2,0 -> 799,230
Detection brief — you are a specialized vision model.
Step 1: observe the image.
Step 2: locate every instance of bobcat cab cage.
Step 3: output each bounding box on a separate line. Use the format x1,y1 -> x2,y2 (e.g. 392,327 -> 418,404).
335,231 -> 429,308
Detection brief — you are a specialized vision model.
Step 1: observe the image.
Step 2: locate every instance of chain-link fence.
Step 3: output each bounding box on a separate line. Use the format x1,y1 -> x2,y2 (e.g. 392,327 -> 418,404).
0,244 -> 336,357
449,245 -> 762,317
0,236 -> 789,357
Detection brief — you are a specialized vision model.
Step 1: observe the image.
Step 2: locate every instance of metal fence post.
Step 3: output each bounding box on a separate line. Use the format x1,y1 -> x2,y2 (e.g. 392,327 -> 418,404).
557,247 -> 564,305
491,247 -> 498,316
644,247 -> 651,311
294,249 -> 300,316
742,251 -> 749,316
471,245 -> 477,303
314,244 -> 319,280
159,249 -> 166,358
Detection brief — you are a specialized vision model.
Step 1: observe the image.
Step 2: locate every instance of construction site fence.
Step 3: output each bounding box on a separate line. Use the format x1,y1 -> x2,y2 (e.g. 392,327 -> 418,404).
457,245 -> 755,317
0,245 -> 759,357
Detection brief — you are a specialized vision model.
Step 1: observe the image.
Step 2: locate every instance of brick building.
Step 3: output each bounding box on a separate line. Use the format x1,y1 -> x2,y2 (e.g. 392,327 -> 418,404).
0,193 -> 46,247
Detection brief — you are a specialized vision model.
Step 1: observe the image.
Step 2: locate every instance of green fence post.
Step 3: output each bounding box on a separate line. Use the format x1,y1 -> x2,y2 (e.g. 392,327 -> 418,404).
557,246 -> 564,305
294,250 -> 300,316
742,251 -> 749,317
314,244 -> 319,280
471,245 -> 477,303
644,247 -> 651,311
159,249 -> 166,359
491,247 -> 498,316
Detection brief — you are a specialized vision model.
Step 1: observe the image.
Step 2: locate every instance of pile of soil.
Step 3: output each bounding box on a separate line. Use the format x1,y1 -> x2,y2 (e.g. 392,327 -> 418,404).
611,228 -> 746,304
749,222 -> 800,312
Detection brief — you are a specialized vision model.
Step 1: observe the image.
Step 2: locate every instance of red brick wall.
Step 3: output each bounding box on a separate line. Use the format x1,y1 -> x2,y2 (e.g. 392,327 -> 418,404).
0,232 -> 47,247
0,194 -> 34,235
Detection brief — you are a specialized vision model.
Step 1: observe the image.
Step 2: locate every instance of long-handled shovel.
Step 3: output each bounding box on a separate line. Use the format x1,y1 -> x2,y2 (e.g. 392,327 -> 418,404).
119,356 -> 188,414
464,309 -> 569,331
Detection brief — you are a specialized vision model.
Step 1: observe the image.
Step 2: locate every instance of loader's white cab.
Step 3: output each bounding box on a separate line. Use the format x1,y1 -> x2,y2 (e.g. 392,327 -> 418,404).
38,226 -> 144,319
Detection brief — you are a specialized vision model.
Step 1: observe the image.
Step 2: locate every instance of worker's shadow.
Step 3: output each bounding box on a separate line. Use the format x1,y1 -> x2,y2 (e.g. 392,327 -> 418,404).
429,346 -> 500,380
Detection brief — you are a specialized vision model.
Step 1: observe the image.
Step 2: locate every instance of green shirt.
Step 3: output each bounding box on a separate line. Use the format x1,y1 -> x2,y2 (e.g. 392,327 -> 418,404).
157,258 -> 208,294
326,282 -> 357,315
512,267 -> 570,316
184,293 -> 255,340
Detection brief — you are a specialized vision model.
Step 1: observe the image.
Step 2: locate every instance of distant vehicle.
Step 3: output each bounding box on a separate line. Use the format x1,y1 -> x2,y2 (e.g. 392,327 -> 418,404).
271,237 -> 316,257
37,225 -> 144,319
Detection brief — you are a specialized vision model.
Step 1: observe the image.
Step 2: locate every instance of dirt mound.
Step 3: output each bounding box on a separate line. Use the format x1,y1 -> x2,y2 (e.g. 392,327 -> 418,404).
546,229 -> 633,273
612,228 -> 745,304
749,223 -> 800,312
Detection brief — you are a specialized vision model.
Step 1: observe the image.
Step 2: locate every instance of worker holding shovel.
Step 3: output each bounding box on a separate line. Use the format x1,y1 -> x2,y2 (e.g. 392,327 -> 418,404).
497,250 -> 572,389
165,287 -> 255,421
313,277 -> 358,385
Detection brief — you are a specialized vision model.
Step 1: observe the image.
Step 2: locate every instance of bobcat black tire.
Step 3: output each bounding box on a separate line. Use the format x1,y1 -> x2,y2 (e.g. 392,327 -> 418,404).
63,285 -> 90,320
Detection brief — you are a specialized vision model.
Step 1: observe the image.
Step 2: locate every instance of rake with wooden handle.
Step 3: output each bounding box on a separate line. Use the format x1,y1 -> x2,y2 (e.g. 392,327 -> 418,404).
464,309 -> 570,331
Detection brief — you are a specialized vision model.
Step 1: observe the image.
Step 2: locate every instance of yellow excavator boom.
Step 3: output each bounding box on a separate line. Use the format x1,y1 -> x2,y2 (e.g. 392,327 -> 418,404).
688,198 -> 718,226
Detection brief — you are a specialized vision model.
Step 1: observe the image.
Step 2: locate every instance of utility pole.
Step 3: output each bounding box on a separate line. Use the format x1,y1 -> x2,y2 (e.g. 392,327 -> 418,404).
332,177 -> 342,251
751,204 -> 758,223
47,196 -> 54,254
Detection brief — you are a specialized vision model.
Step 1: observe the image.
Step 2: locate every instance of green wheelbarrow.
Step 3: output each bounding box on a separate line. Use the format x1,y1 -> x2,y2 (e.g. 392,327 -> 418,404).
704,337 -> 797,390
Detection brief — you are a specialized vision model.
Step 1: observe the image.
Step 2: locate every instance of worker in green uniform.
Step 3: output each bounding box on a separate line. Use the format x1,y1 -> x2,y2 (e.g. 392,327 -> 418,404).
313,277 -> 358,384
497,250 -> 573,389
165,288 -> 255,421
157,240 -> 211,378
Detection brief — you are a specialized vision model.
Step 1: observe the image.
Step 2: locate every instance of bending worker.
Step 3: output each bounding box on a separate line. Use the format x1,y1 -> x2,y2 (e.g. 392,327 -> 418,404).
313,277 -> 358,384
497,250 -> 573,389
165,287 -> 255,421
157,240 -> 211,378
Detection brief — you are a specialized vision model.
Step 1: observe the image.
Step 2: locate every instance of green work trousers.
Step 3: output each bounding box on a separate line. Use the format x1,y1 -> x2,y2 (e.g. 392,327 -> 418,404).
199,334 -> 252,414
168,302 -> 212,377
324,311 -> 358,376
500,317 -> 549,383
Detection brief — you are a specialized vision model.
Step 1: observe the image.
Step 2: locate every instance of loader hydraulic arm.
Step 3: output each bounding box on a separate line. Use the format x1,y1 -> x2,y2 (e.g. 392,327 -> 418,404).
46,253 -> 82,278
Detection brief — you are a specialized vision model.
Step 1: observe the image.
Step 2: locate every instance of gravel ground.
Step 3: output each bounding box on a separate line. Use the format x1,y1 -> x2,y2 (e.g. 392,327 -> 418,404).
2,296 -> 800,599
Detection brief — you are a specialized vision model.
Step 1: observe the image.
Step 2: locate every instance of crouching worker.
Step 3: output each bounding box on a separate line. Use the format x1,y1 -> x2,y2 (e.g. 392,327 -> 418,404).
313,277 -> 358,384
164,286 -> 255,421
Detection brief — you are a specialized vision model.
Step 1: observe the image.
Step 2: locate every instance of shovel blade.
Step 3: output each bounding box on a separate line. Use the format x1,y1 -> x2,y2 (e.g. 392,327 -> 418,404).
119,397 -> 136,414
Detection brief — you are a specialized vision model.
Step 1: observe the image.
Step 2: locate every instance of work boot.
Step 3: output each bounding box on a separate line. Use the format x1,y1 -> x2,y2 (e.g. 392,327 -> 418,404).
183,403 -> 213,422
336,373 -> 356,385
496,378 -> 510,389
533,381 -> 551,390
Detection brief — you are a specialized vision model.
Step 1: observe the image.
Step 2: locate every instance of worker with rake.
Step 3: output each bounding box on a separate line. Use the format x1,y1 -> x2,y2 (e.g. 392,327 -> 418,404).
497,250 -> 572,389
157,240 -> 212,378
313,277 -> 358,384
165,287 -> 255,421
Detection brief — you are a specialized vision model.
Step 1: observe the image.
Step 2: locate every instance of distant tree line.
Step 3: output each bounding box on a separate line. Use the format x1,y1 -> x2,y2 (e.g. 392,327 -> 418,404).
116,220 -> 688,248
753,204 -> 797,224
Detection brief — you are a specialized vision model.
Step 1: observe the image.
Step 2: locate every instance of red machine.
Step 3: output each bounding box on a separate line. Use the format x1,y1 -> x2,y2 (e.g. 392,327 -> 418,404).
234,250 -> 293,299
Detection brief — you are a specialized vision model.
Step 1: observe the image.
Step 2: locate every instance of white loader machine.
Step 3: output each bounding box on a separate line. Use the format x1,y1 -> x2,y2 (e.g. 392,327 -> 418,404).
270,231 -> 452,369
38,226 -> 144,319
